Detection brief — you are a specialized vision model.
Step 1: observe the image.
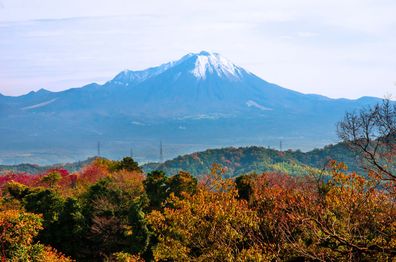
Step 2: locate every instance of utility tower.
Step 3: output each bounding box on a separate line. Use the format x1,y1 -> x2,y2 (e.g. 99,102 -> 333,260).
159,140 -> 163,163
97,141 -> 101,156
130,147 -> 133,158
279,140 -> 283,152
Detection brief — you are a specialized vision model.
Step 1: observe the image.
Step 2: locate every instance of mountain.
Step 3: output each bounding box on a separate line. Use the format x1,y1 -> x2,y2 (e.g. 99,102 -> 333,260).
0,51 -> 382,164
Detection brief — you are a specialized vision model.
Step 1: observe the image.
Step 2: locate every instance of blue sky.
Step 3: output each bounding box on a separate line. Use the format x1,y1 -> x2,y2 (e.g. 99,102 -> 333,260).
0,0 -> 395,98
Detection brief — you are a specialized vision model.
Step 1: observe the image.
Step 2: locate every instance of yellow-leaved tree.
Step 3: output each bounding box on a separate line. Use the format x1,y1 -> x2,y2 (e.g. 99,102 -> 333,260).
147,164 -> 274,261
0,209 -> 72,261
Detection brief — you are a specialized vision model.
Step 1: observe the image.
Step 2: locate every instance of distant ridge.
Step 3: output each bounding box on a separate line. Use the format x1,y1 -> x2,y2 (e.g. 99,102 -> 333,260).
0,157 -> 97,174
0,143 -> 361,177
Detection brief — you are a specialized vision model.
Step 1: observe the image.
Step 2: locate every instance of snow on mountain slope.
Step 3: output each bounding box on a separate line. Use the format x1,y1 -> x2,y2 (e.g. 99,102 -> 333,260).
110,52 -> 196,85
246,100 -> 272,111
22,98 -> 58,110
111,63 -> 175,85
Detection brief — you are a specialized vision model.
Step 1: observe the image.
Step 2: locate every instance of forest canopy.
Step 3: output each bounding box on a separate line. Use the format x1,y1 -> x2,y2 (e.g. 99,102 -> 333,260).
0,100 -> 395,261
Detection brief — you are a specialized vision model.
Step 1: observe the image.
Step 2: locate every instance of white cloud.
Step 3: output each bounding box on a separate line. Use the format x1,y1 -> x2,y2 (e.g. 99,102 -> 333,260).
296,32 -> 318,38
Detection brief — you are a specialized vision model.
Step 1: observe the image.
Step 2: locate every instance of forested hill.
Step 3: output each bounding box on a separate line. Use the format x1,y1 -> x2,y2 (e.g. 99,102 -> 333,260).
142,142 -> 362,177
1,143 -> 361,177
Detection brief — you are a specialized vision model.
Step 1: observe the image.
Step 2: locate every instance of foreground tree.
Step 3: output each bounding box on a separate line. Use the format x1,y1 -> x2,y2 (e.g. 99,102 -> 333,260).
144,171 -> 168,210
0,209 -> 71,261
337,98 -> 396,182
82,170 -> 148,260
251,162 -> 396,261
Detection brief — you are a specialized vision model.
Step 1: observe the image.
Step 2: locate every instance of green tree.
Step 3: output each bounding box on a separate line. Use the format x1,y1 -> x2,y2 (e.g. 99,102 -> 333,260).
128,200 -> 151,257
23,189 -> 65,245
41,171 -> 62,188
112,157 -> 141,172
23,189 -> 64,226
54,197 -> 86,258
144,170 -> 168,210
81,172 -> 149,260
83,178 -> 134,258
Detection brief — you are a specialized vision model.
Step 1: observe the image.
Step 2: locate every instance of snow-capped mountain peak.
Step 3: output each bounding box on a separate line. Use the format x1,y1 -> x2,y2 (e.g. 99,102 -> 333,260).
190,51 -> 242,80
110,51 -> 247,86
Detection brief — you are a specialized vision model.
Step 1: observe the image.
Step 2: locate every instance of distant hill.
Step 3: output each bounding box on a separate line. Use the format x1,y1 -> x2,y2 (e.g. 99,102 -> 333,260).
0,51 -> 381,164
0,157 -> 97,174
142,142 -> 363,177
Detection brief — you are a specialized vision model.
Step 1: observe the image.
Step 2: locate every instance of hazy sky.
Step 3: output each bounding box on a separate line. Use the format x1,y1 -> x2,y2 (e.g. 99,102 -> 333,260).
0,0 -> 395,98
